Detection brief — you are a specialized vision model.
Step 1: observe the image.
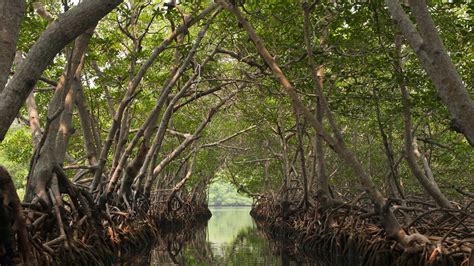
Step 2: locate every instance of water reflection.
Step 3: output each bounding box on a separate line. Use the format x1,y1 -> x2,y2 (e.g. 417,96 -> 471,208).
201,206 -> 281,265
139,206 -> 313,265
207,207 -> 256,257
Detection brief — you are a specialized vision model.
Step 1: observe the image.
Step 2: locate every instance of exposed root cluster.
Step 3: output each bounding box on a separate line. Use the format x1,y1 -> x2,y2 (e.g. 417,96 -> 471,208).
251,195 -> 474,266
119,219 -> 209,265
4,188 -> 210,265
149,189 -> 212,231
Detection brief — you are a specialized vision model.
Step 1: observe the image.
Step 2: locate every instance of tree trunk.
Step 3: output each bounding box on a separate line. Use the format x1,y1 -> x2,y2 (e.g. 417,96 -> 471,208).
295,112 -> 309,208
55,81 -> 75,165
0,0 -> 25,92
25,26 -> 95,202
118,23 -> 186,199
108,22 -> 213,199
395,36 -> 453,209
0,166 -> 33,264
302,4 -> 330,204
218,0 -> 429,247
374,89 -> 402,198
26,92 -> 42,148
276,121 -> 290,203
25,73 -> 68,203
0,0 -> 123,142
14,52 -> 42,148
90,4 -> 217,192
73,78 -> 98,167
386,0 -> 474,146
56,27 -> 95,164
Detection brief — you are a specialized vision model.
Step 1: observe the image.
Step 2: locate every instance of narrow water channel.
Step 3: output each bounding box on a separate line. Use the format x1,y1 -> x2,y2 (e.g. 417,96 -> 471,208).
138,206 -> 317,265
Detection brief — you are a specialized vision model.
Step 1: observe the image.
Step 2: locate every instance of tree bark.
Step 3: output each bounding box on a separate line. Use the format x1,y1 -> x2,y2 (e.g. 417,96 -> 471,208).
56,27 -> 95,164
143,92 -> 235,197
0,166 -> 33,264
395,36 -> 453,209
386,0 -> 474,146
0,0 -> 123,142
55,81 -> 75,165
73,78 -> 98,167
25,25 -> 96,202
14,52 -> 42,148
90,4 -> 218,192
0,0 -> 25,92
25,73 -> 68,203
218,0 -> 429,247
26,91 -> 42,148
302,3 -> 331,203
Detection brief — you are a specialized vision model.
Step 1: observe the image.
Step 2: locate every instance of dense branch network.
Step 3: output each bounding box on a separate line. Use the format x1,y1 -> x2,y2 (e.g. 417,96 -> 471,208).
0,0 -> 472,264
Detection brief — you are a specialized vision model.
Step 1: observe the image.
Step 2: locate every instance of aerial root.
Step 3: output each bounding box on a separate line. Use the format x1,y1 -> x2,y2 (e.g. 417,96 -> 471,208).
251,195 -> 473,265
7,181 -> 211,264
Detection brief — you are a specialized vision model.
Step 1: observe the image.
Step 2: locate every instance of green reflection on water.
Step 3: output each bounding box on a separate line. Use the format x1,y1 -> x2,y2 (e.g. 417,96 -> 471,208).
182,206 -> 281,265
208,207 -> 254,245
143,207 -> 306,265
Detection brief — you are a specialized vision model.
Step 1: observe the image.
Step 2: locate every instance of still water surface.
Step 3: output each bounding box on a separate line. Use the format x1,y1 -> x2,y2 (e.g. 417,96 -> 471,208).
142,206 -> 313,265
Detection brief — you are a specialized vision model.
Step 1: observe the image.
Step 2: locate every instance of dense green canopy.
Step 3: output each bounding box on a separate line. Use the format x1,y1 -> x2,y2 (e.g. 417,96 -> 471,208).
0,0 -> 472,263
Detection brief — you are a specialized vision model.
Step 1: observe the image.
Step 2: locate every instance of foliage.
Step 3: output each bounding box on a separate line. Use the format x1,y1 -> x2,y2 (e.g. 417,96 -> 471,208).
0,125 -> 32,199
208,177 -> 253,206
2,0 -> 473,206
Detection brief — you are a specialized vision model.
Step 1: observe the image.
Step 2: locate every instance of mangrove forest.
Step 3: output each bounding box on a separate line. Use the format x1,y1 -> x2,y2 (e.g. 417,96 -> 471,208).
0,0 -> 473,265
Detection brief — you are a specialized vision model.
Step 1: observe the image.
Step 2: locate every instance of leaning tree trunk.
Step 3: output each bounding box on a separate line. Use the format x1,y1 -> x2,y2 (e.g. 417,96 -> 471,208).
143,92 -> 234,197
0,166 -> 32,264
14,52 -> 42,148
218,0 -> 430,247
302,5 -> 330,204
107,23 -> 212,201
0,0 -> 123,142
0,0 -> 25,92
386,0 -> 474,146
117,15 -> 187,201
128,24 -> 217,201
25,73 -> 69,203
56,27 -> 95,164
25,26 -> 95,203
394,35 -> 453,209
90,3 -> 218,192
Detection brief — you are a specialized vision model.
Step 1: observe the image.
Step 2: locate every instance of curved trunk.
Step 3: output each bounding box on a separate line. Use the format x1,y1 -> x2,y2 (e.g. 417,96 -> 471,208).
217,0 -> 427,246
14,52 -> 42,148
74,78 -> 98,167
0,0 -> 123,142
0,166 -> 33,264
0,0 -> 25,92
26,27 -> 95,202
395,36 -> 453,209
386,0 -> 474,146
90,4 -> 218,192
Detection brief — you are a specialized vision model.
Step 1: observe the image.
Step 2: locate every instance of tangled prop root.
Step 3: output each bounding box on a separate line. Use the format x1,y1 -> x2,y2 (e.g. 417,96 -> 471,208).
4,191 -> 210,265
251,195 -> 473,266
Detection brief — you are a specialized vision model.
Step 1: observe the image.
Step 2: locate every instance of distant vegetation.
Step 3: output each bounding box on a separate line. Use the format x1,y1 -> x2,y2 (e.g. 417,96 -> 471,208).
0,126 -> 31,200
208,179 -> 253,207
